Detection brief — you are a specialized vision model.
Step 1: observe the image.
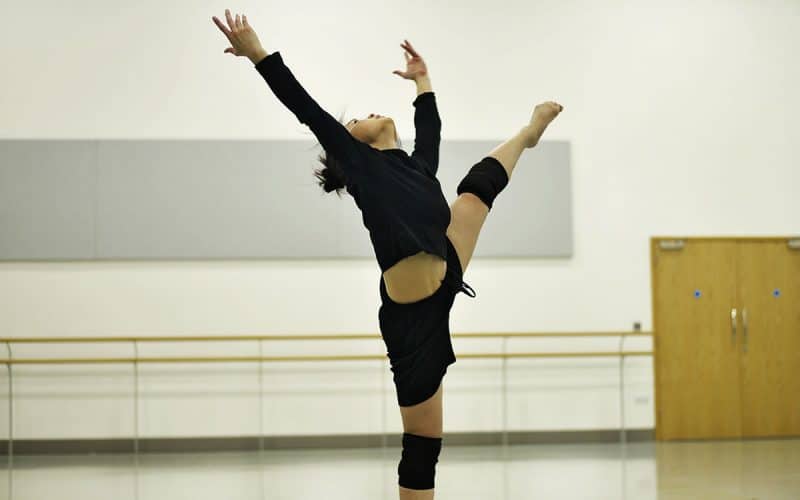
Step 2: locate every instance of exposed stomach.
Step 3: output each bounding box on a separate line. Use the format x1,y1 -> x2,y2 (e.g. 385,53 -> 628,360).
382,251 -> 447,304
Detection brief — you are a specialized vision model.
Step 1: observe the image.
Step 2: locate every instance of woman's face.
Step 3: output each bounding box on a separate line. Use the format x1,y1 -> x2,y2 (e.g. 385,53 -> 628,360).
345,114 -> 395,144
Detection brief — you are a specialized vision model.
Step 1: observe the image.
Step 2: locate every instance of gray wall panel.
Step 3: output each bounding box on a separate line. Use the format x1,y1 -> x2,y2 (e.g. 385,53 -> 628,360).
0,140 -> 571,261
436,140 -> 572,257
0,140 -> 96,259
95,141 -> 323,259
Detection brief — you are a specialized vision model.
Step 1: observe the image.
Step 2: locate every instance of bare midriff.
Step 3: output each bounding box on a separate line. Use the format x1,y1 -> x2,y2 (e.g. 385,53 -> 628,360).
382,251 -> 447,304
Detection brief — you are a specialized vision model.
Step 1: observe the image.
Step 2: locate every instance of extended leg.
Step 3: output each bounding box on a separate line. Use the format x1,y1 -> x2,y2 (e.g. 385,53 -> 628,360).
487,100 -> 564,181
447,102 -> 563,273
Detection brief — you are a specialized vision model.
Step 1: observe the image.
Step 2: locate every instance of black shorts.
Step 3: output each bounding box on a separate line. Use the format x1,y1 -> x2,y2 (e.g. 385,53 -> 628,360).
378,236 -> 476,407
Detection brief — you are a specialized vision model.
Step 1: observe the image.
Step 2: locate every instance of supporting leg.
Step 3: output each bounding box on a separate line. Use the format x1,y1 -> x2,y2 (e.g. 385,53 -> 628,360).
398,383 -> 444,500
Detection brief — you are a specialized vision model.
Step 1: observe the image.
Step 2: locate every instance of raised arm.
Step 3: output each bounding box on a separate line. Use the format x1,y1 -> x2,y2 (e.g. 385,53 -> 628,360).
411,82 -> 441,176
212,10 -> 370,180
253,52 -> 371,168
393,40 -> 441,176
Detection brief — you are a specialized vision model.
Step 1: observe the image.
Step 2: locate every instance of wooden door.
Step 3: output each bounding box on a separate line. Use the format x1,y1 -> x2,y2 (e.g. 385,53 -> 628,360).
738,240 -> 800,437
653,239 -> 742,440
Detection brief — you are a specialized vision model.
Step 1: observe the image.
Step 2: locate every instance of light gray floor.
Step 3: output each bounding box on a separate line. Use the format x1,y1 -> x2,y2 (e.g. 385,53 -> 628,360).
2,439 -> 799,499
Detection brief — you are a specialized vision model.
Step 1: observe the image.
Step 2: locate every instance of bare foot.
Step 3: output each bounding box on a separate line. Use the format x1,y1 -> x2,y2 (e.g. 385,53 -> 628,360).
522,101 -> 563,148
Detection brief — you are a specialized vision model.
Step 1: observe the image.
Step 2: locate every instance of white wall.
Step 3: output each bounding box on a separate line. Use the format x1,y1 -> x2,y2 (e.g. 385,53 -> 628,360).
1,0 -> 798,440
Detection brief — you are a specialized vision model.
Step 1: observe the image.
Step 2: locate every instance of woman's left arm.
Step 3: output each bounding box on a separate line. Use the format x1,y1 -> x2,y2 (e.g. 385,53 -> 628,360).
414,75 -> 433,96
393,40 -> 441,175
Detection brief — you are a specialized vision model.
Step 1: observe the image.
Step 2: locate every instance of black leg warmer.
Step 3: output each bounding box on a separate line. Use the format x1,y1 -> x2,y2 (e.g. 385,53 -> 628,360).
456,156 -> 509,210
397,433 -> 443,490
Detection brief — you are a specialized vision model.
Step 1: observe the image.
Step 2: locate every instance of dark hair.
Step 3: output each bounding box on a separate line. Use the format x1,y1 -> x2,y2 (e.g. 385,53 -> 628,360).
312,112 -> 402,197
313,151 -> 348,197
312,112 -> 349,197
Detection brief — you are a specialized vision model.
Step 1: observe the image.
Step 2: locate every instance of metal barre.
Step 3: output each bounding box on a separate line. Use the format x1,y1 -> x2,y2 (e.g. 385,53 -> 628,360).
0,331 -> 652,343
1,333 -> 650,485
0,351 -> 653,365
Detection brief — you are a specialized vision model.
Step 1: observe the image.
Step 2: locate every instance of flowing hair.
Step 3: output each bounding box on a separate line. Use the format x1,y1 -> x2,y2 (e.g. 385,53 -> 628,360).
312,112 -> 402,197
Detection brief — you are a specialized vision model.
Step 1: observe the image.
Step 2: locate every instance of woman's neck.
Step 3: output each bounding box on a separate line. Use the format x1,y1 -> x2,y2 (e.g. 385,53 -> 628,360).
371,125 -> 399,150
372,138 -> 399,150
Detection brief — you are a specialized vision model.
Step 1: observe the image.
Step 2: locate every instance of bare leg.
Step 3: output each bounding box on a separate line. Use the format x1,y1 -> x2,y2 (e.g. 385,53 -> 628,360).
399,485 -> 435,500
488,101 -> 563,180
447,101 -> 563,274
398,384 -> 444,500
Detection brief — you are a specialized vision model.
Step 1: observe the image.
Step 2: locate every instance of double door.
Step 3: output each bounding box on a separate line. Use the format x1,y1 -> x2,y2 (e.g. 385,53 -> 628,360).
652,237 -> 800,440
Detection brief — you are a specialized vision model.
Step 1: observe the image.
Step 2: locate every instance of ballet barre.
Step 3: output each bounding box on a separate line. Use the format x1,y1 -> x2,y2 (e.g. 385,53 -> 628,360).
0,331 -> 651,475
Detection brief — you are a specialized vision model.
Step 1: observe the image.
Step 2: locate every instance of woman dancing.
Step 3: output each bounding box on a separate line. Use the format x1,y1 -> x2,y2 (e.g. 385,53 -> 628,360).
213,9 -> 562,499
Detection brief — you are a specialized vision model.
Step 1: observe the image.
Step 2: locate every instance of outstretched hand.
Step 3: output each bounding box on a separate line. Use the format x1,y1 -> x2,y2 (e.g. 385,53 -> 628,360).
212,9 -> 268,63
392,39 -> 428,81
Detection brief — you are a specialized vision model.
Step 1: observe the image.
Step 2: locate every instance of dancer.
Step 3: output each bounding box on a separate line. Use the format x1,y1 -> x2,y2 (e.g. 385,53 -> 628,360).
213,9 -> 562,499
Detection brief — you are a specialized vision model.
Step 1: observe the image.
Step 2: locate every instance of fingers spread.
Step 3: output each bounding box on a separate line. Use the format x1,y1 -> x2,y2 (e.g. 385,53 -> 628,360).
404,39 -> 420,57
235,13 -> 242,30
213,16 -> 232,38
225,9 -> 236,31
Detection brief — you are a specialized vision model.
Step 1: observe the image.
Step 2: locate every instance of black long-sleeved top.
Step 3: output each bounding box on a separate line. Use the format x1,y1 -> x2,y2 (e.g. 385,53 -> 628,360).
255,51 -> 450,272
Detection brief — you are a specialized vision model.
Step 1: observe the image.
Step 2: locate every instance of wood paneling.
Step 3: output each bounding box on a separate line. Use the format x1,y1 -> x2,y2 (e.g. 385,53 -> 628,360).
654,237 -> 800,440
738,241 -> 800,437
653,239 -> 742,440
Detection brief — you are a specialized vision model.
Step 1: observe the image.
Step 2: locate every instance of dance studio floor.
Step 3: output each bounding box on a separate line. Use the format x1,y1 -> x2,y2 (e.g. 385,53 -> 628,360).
3,439 -> 799,499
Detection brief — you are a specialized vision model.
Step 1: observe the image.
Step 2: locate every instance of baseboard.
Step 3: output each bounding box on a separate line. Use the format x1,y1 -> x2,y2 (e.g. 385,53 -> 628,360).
0,429 -> 653,455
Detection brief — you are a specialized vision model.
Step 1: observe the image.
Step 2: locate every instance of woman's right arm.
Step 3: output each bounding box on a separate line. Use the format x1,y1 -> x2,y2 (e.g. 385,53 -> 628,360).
252,52 -> 370,169
212,10 -> 369,179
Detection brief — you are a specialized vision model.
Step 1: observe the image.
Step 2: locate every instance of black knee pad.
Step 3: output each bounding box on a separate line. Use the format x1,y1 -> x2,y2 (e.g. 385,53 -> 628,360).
397,433 -> 443,490
456,156 -> 509,210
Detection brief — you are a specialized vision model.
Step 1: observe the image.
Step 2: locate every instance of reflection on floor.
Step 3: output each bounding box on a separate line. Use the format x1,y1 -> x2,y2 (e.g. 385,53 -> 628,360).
2,439 -> 798,499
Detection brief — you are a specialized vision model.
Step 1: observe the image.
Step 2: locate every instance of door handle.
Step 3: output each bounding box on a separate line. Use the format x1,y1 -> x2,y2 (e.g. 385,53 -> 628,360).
742,308 -> 749,353
731,308 -> 737,344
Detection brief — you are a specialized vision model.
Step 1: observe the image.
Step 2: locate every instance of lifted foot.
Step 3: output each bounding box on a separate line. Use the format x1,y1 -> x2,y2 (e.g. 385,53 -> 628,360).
522,101 -> 563,148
